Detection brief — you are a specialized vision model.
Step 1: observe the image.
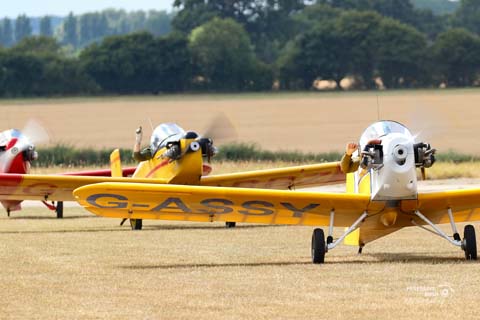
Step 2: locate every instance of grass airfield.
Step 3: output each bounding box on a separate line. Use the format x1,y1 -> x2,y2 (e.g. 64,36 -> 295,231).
2,91 -> 480,318
0,206 -> 479,319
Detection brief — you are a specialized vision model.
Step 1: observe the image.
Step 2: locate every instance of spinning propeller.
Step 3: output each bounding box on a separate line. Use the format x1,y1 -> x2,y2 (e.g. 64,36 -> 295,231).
0,120 -> 49,173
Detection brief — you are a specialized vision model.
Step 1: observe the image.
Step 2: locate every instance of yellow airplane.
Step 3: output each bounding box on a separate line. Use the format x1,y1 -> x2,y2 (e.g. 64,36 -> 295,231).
70,120 -> 479,264
1,121 -> 477,263
0,123 -> 344,233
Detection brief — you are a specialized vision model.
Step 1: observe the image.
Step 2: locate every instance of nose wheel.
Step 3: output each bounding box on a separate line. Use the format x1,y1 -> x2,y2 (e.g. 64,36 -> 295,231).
463,225 -> 477,260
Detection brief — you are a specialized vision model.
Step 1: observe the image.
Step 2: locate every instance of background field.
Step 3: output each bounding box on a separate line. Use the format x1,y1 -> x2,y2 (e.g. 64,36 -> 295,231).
2,91 -> 480,319
1,89 -> 480,154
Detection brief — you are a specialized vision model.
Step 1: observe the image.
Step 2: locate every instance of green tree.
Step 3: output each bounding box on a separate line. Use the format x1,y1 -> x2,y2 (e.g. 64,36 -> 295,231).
278,22 -> 350,90
14,14 -> 32,42
317,0 -> 447,40
40,16 -> 53,37
145,10 -> 172,36
189,18 -> 267,91
336,10 -> 382,89
374,18 -> 428,88
11,36 -> 62,56
63,12 -> 78,47
0,19 -> 14,47
0,51 -> 44,96
79,13 -> 109,47
454,0 -> 480,34
80,32 -> 191,93
173,0 -> 305,62
432,28 -> 480,86
129,11 -> 147,31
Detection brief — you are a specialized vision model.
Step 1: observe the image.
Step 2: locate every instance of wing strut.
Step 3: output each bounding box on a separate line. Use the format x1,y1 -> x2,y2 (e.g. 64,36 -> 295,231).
327,211 -> 368,251
412,210 -> 461,247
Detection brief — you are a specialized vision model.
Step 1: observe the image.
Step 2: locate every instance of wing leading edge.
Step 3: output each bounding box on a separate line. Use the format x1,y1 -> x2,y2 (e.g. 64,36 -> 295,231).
201,162 -> 345,190
413,188 -> 480,224
0,174 -> 168,202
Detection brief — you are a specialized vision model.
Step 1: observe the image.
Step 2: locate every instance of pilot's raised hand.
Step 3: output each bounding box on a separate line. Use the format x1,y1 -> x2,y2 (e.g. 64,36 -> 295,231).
345,142 -> 358,156
135,126 -> 143,144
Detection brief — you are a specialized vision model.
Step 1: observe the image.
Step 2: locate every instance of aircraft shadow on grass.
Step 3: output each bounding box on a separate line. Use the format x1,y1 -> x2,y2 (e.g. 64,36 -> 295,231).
119,252 -> 469,270
120,261 -> 311,270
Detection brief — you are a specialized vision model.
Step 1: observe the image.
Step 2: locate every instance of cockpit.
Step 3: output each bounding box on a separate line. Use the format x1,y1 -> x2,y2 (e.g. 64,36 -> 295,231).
150,123 -> 186,152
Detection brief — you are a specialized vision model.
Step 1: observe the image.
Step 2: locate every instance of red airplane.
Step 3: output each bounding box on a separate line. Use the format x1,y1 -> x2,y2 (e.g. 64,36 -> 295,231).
0,126 -> 135,218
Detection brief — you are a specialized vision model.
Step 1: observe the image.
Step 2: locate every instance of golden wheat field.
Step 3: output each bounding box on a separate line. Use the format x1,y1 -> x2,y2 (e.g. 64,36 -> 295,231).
1,89 -> 480,154
1,91 -> 480,319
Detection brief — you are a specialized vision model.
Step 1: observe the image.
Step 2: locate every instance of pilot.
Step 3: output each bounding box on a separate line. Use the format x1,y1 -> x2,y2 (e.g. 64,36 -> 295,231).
340,139 -> 382,173
132,126 -> 153,162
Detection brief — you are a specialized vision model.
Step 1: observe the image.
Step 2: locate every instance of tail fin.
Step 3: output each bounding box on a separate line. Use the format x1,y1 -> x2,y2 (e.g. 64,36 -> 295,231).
110,149 -> 123,177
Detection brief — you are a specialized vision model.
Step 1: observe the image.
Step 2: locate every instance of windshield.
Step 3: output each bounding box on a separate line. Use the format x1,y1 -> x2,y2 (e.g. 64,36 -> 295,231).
359,121 -> 413,147
150,123 -> 186,151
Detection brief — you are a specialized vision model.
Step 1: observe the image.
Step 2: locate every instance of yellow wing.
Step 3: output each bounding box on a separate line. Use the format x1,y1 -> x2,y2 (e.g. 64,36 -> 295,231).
414,188 -> 480,223
73,182 -> 382,227
0,173 -> 168,202
201,162 -> 345,189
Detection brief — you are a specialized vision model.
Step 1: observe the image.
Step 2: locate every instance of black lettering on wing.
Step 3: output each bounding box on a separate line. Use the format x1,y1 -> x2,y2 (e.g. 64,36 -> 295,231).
239,201 -> 274,216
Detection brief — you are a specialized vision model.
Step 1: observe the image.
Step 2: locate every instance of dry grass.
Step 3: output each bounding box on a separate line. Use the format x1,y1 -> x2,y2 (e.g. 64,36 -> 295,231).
2,90 -> 480,155
426,162 -> 480,179
0,207 -> 479,319
3,91 -> 480,318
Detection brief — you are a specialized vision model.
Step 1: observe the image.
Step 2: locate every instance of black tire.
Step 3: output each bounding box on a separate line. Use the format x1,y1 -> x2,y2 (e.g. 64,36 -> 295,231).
56,201 -> 64,219
130,219 -> 143,230
225,222 -> 236,228
464,225 -> 477,260
311,228 -> 326,264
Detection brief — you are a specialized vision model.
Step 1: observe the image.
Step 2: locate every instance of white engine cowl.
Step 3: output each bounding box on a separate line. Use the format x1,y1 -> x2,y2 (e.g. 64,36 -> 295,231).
370,133 -> 418,201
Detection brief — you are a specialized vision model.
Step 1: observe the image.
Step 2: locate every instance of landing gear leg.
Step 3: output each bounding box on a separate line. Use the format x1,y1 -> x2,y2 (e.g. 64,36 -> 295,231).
311,211 -> 368,264
412,209 -> 477,261
7,209 -> 10,217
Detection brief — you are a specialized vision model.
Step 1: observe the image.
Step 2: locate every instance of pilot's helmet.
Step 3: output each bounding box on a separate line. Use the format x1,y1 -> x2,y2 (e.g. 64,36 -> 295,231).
150,123 -> 186,151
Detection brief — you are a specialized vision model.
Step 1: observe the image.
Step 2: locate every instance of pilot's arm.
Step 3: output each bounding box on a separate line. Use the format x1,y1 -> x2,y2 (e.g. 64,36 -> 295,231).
340,142 -> 360,173
132,126 -> 153,162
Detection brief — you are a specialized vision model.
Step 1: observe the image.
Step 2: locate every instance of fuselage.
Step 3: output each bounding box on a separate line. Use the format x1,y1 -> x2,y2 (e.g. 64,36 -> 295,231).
345,121 -> 435,245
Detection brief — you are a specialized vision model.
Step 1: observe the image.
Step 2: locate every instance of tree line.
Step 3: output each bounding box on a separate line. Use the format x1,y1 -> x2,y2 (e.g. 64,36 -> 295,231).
1,0 -> 480,96
0,9 -> 173,49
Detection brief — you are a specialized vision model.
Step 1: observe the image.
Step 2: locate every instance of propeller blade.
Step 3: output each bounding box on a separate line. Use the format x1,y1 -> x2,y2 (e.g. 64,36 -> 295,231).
203,113 -> 237,144
0,120 -> 48,173
22,119 -> 50,145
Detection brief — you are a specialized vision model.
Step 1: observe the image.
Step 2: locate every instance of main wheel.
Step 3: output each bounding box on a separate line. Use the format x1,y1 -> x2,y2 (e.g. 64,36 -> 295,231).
225,222 -> 236,228
463,225 -> 477,260
56,201 -> 64,219
130,219 -> 143,230
311,228 -> 326,264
